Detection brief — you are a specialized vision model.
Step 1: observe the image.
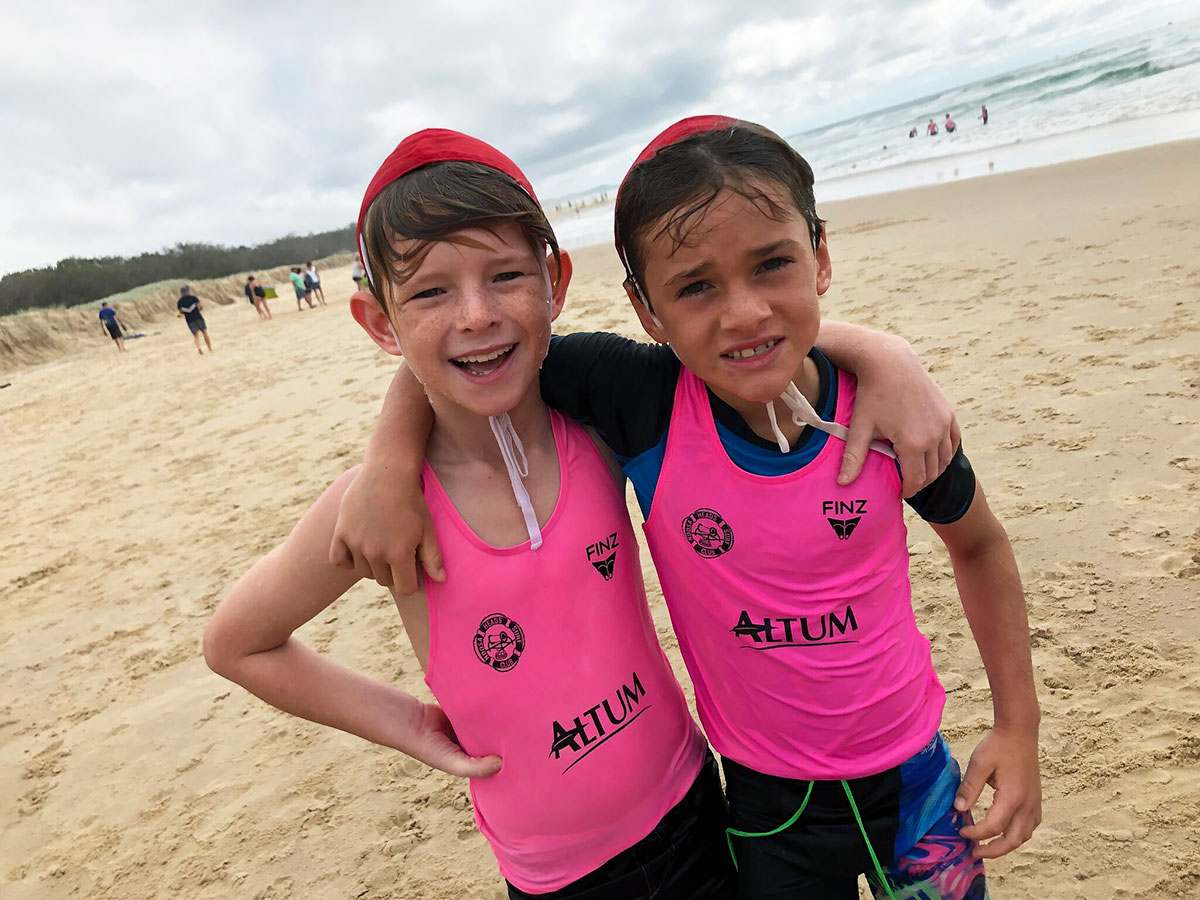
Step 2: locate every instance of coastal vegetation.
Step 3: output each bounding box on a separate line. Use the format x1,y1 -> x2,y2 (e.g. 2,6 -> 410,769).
0,224 -> 356,316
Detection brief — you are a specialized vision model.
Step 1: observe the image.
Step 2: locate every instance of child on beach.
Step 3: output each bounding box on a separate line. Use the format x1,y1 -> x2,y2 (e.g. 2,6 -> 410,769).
305,260 -> 326,304
204,130 -> 734,899
176,285 -> 212,355
336,117 -> 1041,899
98,302 -> 127,353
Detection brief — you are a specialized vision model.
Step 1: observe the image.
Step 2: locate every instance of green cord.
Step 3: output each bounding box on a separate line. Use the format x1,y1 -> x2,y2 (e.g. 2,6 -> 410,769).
841,779 -> 899,900
724,780 -> 813,869
724,777 -> 903,900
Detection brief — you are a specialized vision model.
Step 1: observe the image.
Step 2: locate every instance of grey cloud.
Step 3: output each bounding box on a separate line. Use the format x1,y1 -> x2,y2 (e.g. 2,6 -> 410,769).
0,0 -> 1174,273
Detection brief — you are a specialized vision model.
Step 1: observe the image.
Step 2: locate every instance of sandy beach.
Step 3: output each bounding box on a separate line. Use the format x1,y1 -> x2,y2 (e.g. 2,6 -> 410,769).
2,140 -> 1198,899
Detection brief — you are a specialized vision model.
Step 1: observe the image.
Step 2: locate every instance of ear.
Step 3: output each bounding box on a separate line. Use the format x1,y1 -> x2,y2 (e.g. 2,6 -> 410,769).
815,226 -> 833,296
349,290 -> 403,356
547,249 -> 573,323
624,280 -> 669,344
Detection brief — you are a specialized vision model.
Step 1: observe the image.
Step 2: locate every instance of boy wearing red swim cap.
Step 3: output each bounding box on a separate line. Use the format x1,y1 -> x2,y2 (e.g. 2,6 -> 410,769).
205,129 -> 736,898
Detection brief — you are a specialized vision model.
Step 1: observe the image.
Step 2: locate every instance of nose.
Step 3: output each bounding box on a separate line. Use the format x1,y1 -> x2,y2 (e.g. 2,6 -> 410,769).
720,284 -> 771,334
457,283 -> 502,332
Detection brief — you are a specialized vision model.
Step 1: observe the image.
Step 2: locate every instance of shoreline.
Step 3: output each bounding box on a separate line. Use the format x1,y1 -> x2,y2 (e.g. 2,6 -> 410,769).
549,121 -> 1200,250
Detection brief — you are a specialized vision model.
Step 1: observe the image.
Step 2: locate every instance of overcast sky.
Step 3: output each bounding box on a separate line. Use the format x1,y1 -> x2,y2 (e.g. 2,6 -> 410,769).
1,0 -> 1195,276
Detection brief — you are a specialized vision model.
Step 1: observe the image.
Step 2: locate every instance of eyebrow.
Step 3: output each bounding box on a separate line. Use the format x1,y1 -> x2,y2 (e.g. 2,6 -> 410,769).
665,239 -> 804,285
403,251 -> 533,288
748,238 -> 803,257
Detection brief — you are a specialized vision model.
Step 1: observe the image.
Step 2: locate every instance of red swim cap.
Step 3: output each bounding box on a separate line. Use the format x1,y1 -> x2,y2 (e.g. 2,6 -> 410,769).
614,115 -> 737,283
356,129 -> 540,287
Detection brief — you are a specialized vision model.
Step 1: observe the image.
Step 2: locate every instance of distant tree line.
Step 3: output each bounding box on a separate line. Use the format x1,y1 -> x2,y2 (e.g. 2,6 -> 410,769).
0,225 -> 357,316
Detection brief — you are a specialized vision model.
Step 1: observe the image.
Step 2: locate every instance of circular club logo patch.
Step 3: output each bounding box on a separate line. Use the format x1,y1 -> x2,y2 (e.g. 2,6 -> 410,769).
681,508 -> 734,558
473,613 -> 525,672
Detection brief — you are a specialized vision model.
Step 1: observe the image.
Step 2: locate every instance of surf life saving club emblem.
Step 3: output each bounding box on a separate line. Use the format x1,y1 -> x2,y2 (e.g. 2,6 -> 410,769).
473,613 -> 525,672
682,508 -> 734,558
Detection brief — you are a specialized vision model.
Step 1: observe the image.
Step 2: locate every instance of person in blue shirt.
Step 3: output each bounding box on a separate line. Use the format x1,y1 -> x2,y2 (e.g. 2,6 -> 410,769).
98,302 -> 127,353
177,285 -> 213,355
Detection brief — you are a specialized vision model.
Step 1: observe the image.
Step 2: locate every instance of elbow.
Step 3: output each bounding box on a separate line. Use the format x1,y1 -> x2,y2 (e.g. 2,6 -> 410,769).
202,617 -> 240,679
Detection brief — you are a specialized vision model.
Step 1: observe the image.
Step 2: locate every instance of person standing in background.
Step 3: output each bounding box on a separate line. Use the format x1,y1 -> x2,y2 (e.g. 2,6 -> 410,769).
246,276 -> 272,320
927,118 -> 939,136
944,114 -> 957,133
98,302 -> 127,353
305,261 -> 326,305
980,105 -> 989,125
290,267 -> 313,310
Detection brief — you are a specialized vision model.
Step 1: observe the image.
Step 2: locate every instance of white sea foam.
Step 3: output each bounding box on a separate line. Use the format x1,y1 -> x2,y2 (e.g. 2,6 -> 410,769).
552,19 -> 1200,250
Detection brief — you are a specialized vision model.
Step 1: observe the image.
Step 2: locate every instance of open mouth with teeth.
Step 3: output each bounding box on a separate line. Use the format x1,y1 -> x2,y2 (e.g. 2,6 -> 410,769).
722,338 -> 781,360
451,344 -> 516,377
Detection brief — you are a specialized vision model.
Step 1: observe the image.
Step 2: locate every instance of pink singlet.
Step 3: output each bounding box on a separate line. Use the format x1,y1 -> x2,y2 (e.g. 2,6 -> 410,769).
642,369 -> 945,781
422,410 -> 705,893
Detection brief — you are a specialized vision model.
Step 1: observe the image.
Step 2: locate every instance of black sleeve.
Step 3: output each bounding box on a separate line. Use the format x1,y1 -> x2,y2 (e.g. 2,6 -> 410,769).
540,333 -> 680,460
904,444 -> 977,524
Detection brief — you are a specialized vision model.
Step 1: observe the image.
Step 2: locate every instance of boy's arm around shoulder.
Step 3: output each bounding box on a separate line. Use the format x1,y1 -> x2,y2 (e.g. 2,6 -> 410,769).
815,320 -> 960,496
928,482 -> 1042,859
329,363 -> 444,594
204,468 -> 499,778
330,333 -> 670,592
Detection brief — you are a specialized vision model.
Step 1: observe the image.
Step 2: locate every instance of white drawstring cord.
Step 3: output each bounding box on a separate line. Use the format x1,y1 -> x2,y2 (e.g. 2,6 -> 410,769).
766,382 -> 897,460
488,412 -> 543,550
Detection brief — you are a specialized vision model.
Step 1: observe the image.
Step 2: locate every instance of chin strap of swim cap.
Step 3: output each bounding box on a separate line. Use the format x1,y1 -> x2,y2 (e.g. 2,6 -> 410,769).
488,412 -> 543,550
766,383 -> 898,459
539,250 -> 553,306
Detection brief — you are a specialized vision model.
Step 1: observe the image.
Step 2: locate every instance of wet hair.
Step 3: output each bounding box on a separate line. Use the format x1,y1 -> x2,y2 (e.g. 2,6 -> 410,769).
361,160 -> 560,309
616,121 -> 824,310
305,261 -> 313,267
247,275 -> 256,282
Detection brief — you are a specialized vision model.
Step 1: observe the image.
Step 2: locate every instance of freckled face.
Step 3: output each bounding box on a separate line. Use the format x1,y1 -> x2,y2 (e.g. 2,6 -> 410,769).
388,223 -> 555,418
637,183 -> 831,410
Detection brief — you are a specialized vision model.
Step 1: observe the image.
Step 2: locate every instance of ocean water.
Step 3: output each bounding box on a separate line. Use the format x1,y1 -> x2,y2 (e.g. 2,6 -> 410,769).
552,19 -> 1200,248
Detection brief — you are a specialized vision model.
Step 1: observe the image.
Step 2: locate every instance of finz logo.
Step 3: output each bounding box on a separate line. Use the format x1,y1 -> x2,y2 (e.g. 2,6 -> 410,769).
823,500 -> 867,541
473,613 -> 525,672
681,508 -> 734,558
586,531 -> 619,581
549,672 -> 651,773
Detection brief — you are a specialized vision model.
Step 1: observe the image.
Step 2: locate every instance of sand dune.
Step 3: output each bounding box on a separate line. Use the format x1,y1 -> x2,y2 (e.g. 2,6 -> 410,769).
0,254 -> 356,372
2,141 -> 1198,899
